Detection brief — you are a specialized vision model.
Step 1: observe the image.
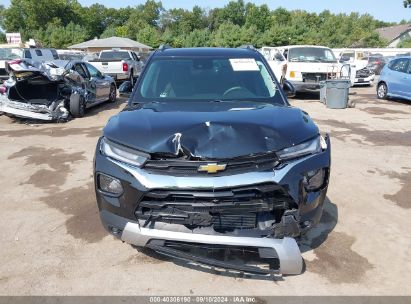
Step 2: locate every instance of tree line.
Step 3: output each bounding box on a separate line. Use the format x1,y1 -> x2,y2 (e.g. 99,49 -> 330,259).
0,0 -> 404,49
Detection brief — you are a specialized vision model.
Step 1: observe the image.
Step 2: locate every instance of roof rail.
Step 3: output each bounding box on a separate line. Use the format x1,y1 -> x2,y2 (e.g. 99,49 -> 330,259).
158,44 -> 172,51
237,44 -> 256,50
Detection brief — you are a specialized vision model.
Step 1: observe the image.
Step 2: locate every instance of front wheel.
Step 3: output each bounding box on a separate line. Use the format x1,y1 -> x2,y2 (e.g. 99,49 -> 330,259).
69,94 -> 86,118
377,82 -> 388,99
108,84 -> 117,103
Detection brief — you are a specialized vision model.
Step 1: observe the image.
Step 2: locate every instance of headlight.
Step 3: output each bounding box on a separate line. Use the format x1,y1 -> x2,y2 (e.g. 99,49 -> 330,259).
277,136 -> 323,160
100,137 -> 149,167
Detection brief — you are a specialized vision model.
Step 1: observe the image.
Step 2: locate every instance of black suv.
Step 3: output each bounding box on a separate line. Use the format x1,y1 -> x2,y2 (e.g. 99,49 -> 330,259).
94,47 -> 331,275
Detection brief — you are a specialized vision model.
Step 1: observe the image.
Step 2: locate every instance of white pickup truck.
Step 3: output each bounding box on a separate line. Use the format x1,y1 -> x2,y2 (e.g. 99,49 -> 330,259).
87,49 -> 143,85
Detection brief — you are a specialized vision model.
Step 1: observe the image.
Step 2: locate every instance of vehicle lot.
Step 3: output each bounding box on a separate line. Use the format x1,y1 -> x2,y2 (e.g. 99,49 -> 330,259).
0,85 -> 410,295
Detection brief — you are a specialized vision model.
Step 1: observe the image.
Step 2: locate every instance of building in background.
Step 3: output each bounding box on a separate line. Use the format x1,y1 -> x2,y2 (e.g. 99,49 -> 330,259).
376,24 -> 411,47
68,36 -> 152,54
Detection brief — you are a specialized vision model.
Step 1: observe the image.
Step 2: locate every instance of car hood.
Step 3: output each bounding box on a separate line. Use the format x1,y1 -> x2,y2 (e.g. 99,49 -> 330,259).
103,101 -> 319,159
288,62 -> 340,72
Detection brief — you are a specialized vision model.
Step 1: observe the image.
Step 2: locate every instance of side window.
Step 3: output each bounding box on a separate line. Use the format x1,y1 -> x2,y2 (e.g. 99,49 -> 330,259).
50,49 -> 59,60
389,59 -> 409,73
84,63 -> 101,78
132,52 -> 140,61
35,49 -> 42,56
72,64 -> 88,79
24,50 -> 32,59
80,64 -> 90,78
342,52 -> 354,59
274,52 -> 284,61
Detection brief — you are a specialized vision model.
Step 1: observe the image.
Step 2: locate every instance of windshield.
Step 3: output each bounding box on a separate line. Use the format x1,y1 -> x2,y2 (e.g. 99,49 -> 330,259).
100,51 -> 131,60
0,48 -> 21,60
289,47 -> 336,63
135,57 -> 283,104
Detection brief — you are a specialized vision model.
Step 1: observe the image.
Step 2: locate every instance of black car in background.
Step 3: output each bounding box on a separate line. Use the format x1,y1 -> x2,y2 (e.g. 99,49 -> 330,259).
94,47 -> 331,275
367,54 -> 386,75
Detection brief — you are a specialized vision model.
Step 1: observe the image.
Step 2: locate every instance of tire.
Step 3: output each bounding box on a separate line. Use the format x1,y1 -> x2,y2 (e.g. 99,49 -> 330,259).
69,94 -> 86,118
377,82 -> 388,100
108,84 -> 117,103
347,99 -> 356,108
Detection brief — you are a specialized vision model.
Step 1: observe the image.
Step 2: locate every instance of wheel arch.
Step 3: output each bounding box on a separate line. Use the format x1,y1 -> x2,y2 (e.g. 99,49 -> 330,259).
377,80 -> 388,91
377,80 -> 389,99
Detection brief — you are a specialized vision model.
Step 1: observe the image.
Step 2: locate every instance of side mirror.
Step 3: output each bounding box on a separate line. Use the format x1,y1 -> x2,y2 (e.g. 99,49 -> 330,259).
119,80 -> 133,97
282,80 -> 296,98
339,56 -> 350,63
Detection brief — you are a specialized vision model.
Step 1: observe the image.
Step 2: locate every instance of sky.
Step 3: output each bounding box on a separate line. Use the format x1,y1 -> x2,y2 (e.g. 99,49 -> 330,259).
0,0 -> 410,23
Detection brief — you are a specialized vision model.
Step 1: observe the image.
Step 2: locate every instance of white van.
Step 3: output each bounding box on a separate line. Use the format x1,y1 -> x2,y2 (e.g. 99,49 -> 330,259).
275,45 -> 342,93
0,48 -> 59,80
338,49 -> 375,86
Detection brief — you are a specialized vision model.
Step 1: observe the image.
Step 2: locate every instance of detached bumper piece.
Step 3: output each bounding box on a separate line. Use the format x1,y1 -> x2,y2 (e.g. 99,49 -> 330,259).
121,223 -> 303,275
147,240 -> 281,277
0,98 -> 68,121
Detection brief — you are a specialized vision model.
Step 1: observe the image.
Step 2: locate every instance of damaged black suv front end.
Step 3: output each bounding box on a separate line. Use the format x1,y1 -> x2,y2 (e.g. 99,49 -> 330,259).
94,47 -> 331,275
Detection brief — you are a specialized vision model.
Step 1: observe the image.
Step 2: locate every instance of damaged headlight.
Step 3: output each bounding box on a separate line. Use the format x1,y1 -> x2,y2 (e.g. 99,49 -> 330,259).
277,136 -> 326,160
100,137 -> 149,167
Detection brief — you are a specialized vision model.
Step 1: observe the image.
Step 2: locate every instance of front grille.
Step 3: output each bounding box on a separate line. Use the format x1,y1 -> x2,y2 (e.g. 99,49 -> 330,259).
302,72 -> 335,83
135,183 -> 295,232
144,152 -> 280,176
212,213 -> 257,230
356,68 -> 372,78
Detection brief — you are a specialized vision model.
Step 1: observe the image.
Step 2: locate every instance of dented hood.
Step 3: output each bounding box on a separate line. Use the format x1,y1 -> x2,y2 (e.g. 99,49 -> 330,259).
103,101 -> 319,159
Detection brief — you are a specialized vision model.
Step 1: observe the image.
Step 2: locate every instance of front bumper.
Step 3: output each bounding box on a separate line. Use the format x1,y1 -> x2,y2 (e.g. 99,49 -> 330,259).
289,81 -> 321,93
106,73 -> 128,81
354,74 -> 375,86
94,136 -> 331,275
0,96 -> 68,121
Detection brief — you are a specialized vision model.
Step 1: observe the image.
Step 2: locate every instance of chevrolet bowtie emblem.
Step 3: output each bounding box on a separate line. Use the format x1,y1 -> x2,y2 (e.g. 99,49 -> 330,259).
198,163 -> 227,174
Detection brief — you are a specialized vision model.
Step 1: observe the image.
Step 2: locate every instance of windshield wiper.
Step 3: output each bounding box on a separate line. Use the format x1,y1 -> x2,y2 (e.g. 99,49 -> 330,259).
320,59 -> 337,63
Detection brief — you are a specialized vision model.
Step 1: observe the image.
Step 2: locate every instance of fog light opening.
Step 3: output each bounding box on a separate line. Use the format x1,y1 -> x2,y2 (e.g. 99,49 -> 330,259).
304,169 -> 325,191
98,173 -> 123,195
109,226 -> 123,236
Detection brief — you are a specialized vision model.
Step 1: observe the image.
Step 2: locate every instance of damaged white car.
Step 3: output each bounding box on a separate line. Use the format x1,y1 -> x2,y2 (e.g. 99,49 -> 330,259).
0,59 -> 117,121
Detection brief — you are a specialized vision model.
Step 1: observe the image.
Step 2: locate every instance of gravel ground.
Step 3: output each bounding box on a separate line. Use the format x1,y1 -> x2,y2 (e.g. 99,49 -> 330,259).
0,84 -> 410,295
